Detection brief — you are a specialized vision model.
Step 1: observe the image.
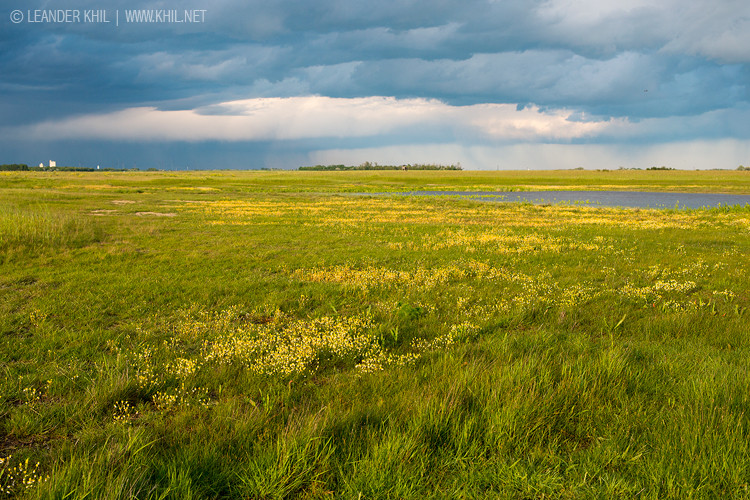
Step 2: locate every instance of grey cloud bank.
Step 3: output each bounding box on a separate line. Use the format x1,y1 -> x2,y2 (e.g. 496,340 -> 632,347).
1,0 -> 748,169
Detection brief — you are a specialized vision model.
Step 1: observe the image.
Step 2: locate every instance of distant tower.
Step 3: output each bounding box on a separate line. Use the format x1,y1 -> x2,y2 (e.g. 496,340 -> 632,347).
49,160 -> 56,168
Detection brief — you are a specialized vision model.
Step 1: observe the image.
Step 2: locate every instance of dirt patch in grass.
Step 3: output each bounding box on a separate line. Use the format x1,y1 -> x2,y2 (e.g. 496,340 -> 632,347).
134,212 -> 176,217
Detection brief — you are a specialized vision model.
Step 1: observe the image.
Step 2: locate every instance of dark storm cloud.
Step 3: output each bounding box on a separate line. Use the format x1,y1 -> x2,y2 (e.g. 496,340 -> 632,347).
1,0 -> 748,168
3,0 -> 748,112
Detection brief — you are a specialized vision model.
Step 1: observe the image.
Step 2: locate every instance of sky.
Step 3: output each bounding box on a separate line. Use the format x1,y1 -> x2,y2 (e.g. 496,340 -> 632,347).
1,0 -> 749,170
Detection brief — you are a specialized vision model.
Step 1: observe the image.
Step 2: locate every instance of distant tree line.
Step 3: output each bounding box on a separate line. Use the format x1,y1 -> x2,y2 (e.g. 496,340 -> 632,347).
17,166 -> 148,172
30,166 -> 98,172
609,166 -> 750,171
299,161 -> 462,171
0,163 -> 29,171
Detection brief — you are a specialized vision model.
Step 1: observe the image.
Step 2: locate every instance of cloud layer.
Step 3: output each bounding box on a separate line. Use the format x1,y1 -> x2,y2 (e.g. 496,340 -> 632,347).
1,0 -> 748,168
15,96 -> 620,142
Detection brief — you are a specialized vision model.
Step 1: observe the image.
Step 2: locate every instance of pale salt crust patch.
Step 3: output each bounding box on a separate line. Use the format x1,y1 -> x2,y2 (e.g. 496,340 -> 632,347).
134,212 -> 177,217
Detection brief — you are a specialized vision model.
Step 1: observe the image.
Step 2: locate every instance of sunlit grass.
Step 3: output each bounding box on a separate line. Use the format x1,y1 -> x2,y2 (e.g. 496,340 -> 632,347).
1,170 -> 749,498
0,204 -> 101,257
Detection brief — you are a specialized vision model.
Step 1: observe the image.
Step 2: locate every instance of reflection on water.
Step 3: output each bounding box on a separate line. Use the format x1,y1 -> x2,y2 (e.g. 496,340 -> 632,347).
397,191 -> 750,209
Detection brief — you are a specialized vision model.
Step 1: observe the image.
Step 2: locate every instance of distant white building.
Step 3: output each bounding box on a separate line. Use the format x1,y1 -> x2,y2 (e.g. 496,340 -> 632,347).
49,160 -> 56,168
39,162 -> 44,168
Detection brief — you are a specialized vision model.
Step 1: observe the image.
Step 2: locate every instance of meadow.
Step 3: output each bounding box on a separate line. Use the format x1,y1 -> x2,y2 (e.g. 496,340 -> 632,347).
1,169 -> 749,498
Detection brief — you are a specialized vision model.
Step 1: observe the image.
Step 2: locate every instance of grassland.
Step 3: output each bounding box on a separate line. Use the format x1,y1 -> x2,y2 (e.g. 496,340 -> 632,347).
1,170 -> 749,498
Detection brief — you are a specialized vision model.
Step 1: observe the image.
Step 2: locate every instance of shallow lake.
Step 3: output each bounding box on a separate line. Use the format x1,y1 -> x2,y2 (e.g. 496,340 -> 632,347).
393,190 -> 750,209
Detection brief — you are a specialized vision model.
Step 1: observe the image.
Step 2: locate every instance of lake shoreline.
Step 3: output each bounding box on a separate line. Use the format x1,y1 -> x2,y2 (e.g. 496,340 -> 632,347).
378,190 -> 750,209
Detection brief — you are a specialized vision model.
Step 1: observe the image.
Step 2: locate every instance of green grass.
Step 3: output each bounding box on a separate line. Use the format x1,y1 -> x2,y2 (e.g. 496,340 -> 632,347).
0,205 -> 101,258
1,170 -> 749,498
2,168 -> 750,194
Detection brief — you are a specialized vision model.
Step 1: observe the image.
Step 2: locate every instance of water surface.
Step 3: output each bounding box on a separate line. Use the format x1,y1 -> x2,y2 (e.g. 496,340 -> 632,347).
394,190 -> 750,209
